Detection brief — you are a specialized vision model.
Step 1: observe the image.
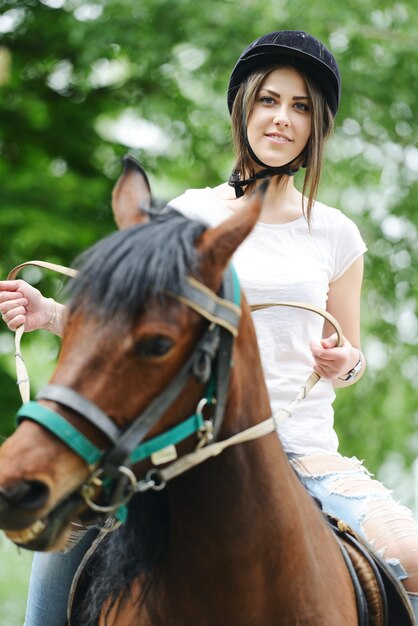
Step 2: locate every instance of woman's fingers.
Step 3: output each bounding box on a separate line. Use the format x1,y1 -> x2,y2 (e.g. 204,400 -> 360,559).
0,280 -> 25,291
320,333 -> 340,348
0,291 -> 24,304
0,280 -> 50,332
1,303 -> 27,327
3,312 -> 26,331
310,334 -> 353,379
0,294 -> 29,331
0,297 -> 28,314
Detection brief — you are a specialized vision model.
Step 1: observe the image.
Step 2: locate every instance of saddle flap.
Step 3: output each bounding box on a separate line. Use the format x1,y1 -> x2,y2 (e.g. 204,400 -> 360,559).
330,516 -> 415,626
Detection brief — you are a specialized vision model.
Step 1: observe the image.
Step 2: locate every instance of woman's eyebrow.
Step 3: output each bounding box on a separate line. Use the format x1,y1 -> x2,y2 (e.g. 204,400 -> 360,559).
262,88 -> 310,100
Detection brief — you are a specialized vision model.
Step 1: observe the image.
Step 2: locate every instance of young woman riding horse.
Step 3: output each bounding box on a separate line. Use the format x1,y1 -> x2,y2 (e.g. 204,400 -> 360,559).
0,29 -> 418,625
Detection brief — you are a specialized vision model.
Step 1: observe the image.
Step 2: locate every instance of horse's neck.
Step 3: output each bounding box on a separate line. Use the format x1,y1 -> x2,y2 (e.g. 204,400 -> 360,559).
104,314 -> 358,626
155,315 -> 340,614
106,436 -> 352,626
170,430 -> 307,546
178,310 -> 300,538
152,436 -> 339,626
164,309 -> 318,574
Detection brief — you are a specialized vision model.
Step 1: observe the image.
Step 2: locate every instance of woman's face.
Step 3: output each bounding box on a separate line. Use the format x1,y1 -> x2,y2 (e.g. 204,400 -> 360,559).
247,66 -> 312,168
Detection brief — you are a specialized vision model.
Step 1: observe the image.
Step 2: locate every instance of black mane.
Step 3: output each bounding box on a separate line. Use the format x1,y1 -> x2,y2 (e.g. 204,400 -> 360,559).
69,209 -> 208,322
77,491 -> 169,625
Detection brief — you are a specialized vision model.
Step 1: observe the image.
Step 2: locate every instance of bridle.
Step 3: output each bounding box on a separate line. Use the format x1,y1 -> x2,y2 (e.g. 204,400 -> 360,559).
8,260 -> 343,523
9,261 -> 241,521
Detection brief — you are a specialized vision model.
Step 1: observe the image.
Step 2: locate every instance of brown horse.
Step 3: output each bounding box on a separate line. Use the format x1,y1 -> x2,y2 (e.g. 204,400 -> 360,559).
0,158 -> 360,625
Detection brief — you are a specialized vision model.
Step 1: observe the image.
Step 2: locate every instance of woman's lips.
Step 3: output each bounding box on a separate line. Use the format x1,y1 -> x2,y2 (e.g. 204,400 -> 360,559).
265,133 -> 292,144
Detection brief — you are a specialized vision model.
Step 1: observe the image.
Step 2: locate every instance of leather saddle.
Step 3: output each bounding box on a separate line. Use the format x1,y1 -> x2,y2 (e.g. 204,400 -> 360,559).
328,515 -> 415,626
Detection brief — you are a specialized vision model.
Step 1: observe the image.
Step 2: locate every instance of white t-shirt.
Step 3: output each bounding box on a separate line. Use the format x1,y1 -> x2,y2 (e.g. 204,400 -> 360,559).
169,187 -> 367,456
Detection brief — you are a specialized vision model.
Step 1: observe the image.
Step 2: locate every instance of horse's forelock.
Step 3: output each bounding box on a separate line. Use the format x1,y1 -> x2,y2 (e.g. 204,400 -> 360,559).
68,210 -> 208,323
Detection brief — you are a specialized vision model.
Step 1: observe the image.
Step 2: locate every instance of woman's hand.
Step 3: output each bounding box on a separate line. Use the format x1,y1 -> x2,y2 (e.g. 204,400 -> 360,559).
0,280 -> 54,332
310,333 -> 361,381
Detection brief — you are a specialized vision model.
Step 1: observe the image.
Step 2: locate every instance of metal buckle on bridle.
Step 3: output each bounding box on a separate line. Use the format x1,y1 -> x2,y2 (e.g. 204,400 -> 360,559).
192,323 -> 220,384
195,398 -> 214,450
80,465 -> 137,514
131,469 -> 167,494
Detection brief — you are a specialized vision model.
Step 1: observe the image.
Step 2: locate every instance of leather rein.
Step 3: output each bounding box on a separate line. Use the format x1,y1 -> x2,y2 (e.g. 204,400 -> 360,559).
8,260 -> 343,522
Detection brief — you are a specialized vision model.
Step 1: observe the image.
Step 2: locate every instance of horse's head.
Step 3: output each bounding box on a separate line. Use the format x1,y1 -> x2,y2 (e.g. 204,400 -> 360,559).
0,157 -> 268,551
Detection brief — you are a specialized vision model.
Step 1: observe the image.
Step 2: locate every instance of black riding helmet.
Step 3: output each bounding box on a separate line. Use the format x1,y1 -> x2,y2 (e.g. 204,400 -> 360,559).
227,30 -> 341,197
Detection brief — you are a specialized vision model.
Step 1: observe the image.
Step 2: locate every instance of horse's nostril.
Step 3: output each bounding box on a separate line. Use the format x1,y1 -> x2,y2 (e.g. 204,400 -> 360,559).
0,480 -> 50,510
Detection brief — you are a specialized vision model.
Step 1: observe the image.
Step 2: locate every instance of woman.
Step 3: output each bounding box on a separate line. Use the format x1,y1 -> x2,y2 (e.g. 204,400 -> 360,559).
1,29 -> 418,624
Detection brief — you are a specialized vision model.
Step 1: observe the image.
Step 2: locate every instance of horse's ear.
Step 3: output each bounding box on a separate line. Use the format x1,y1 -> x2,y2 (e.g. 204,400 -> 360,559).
111,155 -> 152,230
197,182 -> 268,289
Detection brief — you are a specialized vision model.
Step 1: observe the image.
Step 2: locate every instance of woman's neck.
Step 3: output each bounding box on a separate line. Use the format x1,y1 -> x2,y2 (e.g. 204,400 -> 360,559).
214,177 -> 306,224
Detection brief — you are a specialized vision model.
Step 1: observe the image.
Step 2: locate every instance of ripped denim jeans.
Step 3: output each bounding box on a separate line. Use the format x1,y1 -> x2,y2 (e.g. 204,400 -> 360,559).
289,454 -> 418,591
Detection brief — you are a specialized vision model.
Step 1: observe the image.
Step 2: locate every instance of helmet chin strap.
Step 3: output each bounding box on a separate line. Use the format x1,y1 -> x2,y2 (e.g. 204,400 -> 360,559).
228,166 -> 297,199
228,107 -> 300,198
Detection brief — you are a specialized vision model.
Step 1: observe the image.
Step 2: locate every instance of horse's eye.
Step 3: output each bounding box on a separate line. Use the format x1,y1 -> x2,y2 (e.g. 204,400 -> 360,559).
135,335 -> 174,358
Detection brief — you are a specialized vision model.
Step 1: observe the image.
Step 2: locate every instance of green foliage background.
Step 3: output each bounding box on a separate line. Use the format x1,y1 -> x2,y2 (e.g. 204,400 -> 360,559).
0,0 -> 417,618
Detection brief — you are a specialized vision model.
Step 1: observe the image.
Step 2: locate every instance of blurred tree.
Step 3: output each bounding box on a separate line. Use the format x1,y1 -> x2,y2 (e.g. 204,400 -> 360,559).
0,0 -> 417,480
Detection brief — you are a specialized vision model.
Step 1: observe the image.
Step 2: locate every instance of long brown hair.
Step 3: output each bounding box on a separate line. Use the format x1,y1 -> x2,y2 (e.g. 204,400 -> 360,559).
230,64 -> 334,223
